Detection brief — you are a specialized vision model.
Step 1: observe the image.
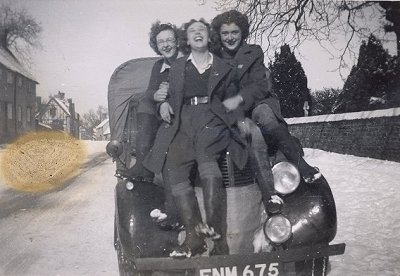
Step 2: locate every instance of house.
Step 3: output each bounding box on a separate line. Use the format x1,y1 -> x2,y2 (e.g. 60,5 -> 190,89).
79,125 -> 94,140
94,118 -> 110,141
36,91 -> 80,138
0,46 -> 38,143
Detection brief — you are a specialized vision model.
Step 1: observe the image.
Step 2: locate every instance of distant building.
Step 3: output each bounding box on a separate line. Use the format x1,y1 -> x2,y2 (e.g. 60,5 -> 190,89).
36,91 -> 80,138
0,46 -> 38,143
79,126 -> 93,140
94,118 -> 110,141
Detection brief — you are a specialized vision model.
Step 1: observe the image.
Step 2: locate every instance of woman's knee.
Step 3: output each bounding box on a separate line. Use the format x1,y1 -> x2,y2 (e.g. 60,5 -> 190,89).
252,104 -> 280,129
198,161 -> 222,180
170,180 -> 192,196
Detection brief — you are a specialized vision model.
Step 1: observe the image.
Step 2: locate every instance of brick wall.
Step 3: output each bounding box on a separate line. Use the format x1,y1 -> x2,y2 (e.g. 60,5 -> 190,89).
286,108 -> 400,162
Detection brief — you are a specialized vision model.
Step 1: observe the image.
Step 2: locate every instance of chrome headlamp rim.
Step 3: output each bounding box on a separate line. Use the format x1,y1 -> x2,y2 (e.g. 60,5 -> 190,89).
263,214 -> 292,244
272,161 -> 301,195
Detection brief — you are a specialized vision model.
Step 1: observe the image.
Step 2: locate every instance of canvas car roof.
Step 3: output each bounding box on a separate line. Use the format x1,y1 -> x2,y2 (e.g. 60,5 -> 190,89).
108,57 -> 160,140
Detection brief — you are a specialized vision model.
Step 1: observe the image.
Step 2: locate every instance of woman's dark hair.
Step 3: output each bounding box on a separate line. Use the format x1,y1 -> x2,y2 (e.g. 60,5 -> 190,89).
149,21 -> 178,55
178,18 -> 211,54
211,10 -> 250,41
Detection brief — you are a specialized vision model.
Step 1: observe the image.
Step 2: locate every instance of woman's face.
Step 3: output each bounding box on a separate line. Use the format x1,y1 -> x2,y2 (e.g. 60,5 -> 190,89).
220,23 -> 242,52
156,29 -> 178,60
186,21 -> 209,51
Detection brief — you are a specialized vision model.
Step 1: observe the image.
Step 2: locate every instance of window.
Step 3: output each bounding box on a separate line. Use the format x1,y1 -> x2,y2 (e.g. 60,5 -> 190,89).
7,103 -> 13,119
27,107 -> 31,122
7,72 -> 13,84
17,105 -> 22,122
27,82 -> 33,94
17,77 -> 22,87
50,105 -> 57,117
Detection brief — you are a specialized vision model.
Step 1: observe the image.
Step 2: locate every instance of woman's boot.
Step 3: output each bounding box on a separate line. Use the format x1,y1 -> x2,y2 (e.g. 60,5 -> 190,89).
261,123 -> 321,183
152,168 -> 182,231
201,177 -> 229,256
170,190 -> 207,258
247,121 -> 276,207
118,113 -> 157,181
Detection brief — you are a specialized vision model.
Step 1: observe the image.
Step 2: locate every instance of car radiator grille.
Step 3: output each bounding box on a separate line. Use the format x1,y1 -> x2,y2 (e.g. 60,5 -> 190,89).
220,152 -> 255,188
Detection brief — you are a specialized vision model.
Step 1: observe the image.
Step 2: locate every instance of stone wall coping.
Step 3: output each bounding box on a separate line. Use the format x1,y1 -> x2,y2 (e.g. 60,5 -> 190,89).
285,107 -> 400,125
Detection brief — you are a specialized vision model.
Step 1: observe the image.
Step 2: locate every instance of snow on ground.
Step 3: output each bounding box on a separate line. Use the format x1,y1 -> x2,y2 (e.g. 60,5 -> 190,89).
81,140 -> 109,160
1,140 -> 399,275
303,149 -> 400,276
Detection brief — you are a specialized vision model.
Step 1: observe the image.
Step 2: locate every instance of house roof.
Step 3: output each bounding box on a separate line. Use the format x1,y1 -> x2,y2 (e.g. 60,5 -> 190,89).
0,47 -> 37,82
103,123 -> 110,135
37,122 -> 53,130
95,118 -> 109,129
36,96 -> 71,119
52,97 -> 71,116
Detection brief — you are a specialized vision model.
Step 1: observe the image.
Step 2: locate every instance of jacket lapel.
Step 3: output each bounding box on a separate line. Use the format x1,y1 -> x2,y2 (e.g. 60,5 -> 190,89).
207,55 -> 231,97
235,44 -> 256,80
171,57 -> 187,110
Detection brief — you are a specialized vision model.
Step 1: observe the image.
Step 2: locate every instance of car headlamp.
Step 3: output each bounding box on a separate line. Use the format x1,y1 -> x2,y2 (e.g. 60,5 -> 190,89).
272,161 -> 300,195
125,181 -> 134,191
106,140 -> 123,158
263,215 -> 292,244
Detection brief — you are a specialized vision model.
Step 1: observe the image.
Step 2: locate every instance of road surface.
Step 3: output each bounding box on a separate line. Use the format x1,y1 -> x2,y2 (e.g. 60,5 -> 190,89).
0,142 -> 118,276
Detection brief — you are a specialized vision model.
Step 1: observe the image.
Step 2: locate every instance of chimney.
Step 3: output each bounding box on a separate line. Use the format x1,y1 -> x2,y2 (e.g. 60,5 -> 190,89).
0,27 -> 8,49
36,96 -> 42,113
68,99 -> 75,117
55,91 -> 65,100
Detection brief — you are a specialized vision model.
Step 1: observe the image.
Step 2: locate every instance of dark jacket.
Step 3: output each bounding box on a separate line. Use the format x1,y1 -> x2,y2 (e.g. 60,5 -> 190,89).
221,43 -> 285,122
143,54 -> 248,174
137,58 -> 169,115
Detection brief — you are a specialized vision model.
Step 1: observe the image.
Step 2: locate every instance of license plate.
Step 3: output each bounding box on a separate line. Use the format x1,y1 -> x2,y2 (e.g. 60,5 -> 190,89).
197,262 -> 281,276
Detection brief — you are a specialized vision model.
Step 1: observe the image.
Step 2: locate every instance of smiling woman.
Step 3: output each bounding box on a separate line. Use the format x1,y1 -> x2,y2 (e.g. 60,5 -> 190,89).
0,131 -> 87,193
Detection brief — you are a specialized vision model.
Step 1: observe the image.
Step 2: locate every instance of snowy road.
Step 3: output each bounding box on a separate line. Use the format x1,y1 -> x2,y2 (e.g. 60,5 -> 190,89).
0,142 -> 399,275
0,141 -> 118,276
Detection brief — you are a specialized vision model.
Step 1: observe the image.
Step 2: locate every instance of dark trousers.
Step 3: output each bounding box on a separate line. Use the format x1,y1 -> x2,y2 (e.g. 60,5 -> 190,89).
165,104 -> 230,196
252,103 -> 314,177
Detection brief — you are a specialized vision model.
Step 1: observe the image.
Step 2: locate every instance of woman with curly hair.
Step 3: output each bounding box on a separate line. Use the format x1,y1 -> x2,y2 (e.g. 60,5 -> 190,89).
211,10 -> 322,253
120,21 -> 181,183
212,10 -> 321,184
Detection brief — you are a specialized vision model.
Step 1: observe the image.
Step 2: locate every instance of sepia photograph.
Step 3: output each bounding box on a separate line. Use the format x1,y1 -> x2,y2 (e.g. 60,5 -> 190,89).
0,0 -> 399,275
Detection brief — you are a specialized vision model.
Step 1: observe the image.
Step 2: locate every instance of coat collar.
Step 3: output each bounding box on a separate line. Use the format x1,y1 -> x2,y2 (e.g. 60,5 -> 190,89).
160,51 -> 184,73
235,42 -> 253,55
187,52 -> 213,74
173,53 -> 232,100
232,42 -> 259,80
207,54 -> 231,97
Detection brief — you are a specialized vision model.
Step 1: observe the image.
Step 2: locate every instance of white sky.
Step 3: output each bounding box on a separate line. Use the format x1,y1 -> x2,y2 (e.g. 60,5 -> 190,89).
9,0 -> 396,115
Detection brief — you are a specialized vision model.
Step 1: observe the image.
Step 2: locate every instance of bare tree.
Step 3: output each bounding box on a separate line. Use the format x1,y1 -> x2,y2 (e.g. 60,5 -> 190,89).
0,3 -> 42,66
213,1 -> 399,75
80,106 -> 108,137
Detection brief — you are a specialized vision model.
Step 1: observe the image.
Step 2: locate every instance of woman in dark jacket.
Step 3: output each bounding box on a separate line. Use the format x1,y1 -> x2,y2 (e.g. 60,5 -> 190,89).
144,19 -> 247,258
210,10 -> 322,253
212,10 -> 321,186
120,21 -> 181,182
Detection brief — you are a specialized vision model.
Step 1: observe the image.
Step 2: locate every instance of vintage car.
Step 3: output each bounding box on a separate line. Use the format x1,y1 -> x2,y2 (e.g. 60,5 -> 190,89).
107,57 -> 345,276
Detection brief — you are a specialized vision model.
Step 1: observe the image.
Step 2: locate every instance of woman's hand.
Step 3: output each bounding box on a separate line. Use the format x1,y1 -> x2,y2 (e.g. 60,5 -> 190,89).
153,82 -> 169,102
222,94 -> 243,111
237,118 -> 252,143
159,102 -> 174,124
